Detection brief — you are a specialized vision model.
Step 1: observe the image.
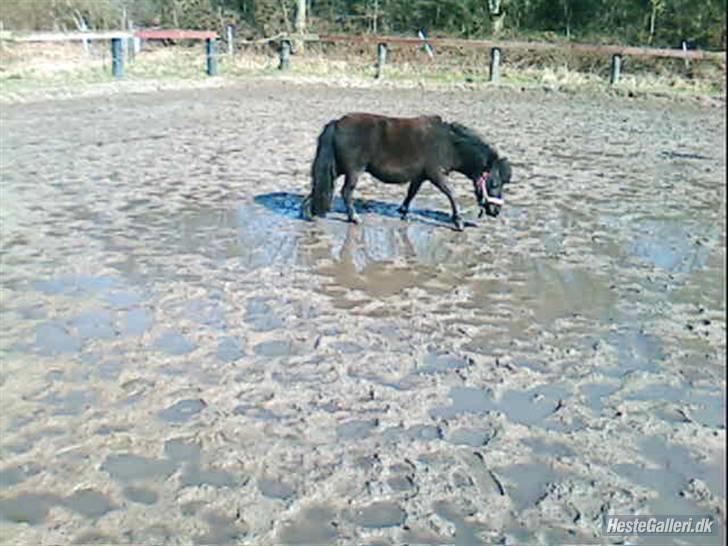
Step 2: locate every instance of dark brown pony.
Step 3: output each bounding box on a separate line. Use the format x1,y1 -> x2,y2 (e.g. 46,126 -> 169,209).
300,113 -> 512,231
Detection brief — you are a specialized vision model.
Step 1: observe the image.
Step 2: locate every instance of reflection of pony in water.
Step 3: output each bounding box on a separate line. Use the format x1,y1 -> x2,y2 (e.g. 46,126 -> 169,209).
301,113 -> 512,231
319,223 -> 425,298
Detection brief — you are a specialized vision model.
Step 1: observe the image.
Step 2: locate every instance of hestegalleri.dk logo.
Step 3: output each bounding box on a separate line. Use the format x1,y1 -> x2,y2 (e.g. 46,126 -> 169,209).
603,515 -> 717,536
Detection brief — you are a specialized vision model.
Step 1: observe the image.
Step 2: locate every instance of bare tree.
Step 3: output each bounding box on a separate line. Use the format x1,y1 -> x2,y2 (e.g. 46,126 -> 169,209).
648,0 -> 665,44
487,0 -> 506,36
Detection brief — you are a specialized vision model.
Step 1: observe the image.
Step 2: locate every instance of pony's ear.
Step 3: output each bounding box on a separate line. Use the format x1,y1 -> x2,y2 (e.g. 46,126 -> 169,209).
498,157 -> 512,184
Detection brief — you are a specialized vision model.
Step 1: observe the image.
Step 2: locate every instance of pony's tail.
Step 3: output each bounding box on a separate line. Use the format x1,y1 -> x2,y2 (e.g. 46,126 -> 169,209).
304,120 -> 337,218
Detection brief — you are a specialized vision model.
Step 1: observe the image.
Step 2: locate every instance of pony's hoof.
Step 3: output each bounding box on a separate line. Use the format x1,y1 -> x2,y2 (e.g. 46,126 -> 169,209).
349,214 -> 362,225
453,219 -> 465,232
300,197 -> 314,221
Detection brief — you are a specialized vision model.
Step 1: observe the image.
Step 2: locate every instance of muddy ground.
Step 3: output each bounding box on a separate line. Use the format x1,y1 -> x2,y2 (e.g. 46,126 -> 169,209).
0,81 -> 725,545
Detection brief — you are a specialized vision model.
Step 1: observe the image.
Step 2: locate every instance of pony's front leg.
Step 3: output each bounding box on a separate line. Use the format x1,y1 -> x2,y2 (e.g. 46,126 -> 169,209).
341,173 -> 361,224
398,178 -> 424,220
430,175 -> 464,231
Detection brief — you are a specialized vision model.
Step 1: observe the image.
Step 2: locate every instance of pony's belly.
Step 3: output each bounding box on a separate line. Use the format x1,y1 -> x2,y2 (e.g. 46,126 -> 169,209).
366,165 -> 414,184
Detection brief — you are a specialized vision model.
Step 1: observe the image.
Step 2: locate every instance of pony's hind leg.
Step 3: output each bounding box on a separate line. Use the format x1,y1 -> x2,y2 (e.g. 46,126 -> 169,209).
341,172 -> 361,224
429,174 -> 464,231
398,178 -> 424,220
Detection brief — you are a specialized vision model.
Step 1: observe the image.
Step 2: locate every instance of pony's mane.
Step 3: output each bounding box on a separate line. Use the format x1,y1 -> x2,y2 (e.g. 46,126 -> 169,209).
448,122 -> 498,165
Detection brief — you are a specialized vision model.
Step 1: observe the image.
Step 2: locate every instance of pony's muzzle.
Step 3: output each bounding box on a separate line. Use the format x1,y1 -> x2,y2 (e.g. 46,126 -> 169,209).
484,203 -> 501,217
479,195 -> 504,217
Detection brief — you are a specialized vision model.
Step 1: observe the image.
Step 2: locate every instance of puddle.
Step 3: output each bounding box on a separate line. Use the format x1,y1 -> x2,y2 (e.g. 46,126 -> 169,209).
580,382 -> 621,412
521,437 -> 576,458
194,511 -> 248,545
122,486 -> 158,505
180,465 -> 240,488
253,339 -> 296,358
349,501 -> 406,528
34,322 -> 81,355
73,531 -> 120,544
381,424 -> 443,443
233,404 -> 280,421
245,298 -> 284,332
64,489 -> 115,518
277,505 -> 339,544
0,464 -> 41,487
387,475 -> 416,492
122,308 -> 153,336
630,219 -> 713,273
639,436 -> 725,498
336,418 -> 379,440
431,384 -> 570,428
158,398 -> 206,423
100,453 -> 177,482
71,311 -> 116,340
163,438 -> 202,463
153,331 -> 196,356
34,276 -> 118,297
522,262 -> 617,323
258,477 -> 296,500
626,384 -> 725,429
0,493 -> 61,525
41,389 -> 97,416
495,463 -> 566,510
432,500 -> 486,546
104,290 -> 143,308
330,341 -> 364,354
601,329 -> 665,376
417,351 -> 471,374
183,298 -> 226,330
447,427 -> 494,447
217,336 -> 245,362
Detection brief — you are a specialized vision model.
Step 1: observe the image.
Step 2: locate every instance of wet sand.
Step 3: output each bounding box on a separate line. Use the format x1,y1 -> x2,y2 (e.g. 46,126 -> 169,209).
0,81 -> 725,544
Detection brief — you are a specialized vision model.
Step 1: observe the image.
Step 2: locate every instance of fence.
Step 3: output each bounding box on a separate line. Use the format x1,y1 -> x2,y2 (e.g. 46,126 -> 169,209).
0,29 -> 219,77
1,29 -> 725,85
269,34 -> 726,85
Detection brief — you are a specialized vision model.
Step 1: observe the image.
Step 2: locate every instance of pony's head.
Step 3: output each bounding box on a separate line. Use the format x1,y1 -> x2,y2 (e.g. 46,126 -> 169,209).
449,123 -> 512,218
474,156 -> 512,218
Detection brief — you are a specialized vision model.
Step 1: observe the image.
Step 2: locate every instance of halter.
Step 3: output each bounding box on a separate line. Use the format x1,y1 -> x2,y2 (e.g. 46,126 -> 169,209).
476,171 -> 505,207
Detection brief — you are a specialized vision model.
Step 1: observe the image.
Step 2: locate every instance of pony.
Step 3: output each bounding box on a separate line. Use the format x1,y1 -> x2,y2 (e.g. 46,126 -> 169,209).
300,113 -> 512,231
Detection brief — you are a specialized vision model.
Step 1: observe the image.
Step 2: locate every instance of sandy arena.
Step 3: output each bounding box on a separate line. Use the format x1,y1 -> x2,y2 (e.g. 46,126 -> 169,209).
0,81 -> 725,544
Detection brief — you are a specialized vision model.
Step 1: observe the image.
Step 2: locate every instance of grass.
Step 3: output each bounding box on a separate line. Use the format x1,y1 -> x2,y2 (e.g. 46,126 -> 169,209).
0,41 -> 724,103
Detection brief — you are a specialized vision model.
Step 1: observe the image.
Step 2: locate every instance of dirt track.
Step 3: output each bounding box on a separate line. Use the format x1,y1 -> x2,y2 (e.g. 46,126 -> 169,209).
0,81 -> 725,545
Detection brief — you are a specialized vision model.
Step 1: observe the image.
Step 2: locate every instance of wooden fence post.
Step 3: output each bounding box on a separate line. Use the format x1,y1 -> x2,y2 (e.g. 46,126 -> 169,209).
126,20 -> 136,63
681,41 -> 691,71
489,47 -> 501,82
227,25 -> 234,58
610,54 -> 622,84
375,42 -> 387,79
111,37 -> 124,78
206,38 -> 218,76
279,39 -> 291,70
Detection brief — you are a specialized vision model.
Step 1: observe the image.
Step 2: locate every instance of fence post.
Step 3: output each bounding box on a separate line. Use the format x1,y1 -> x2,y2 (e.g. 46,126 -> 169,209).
206,38 -> 218,76
279,39 -> 291,70
375,43 -> 387,79
127,20 -> 136,63
681,41 -> 691,71
227,25 -> 234,58
489,47 -> 501,82
610,54 -> 622,85
111,37 -> 124,78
